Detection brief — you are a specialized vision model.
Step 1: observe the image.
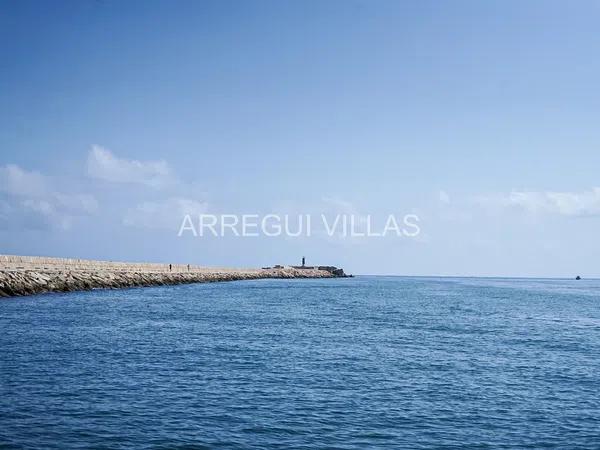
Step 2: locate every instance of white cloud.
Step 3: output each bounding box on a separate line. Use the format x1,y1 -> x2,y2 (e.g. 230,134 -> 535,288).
476,188 -> 600,217
123,197 -> 208,230
0,199 -> 68,231
0,164 -> 47,197
87,145 -> 175,189
0,164 -> 98,230
53,193 -> 99,215
87,145 -> 210,230
21,199 -> 73,230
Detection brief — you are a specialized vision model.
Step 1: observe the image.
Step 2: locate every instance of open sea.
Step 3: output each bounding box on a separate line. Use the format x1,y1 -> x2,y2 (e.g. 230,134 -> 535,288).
1,276 -> 600,449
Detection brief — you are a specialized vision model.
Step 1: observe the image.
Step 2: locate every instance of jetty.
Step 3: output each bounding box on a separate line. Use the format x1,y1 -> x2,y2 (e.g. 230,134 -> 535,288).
0,255 -> 347,298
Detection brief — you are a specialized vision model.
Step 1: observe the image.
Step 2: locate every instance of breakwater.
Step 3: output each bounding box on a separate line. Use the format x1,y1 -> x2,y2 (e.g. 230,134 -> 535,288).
0,255 -> 346,298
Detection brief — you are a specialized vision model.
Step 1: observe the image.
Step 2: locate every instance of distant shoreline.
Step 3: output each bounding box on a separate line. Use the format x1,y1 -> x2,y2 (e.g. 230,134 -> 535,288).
0,255 -> 347,298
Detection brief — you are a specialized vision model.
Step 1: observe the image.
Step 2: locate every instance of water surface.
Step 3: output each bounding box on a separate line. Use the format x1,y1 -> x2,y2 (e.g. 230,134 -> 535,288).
1,276 -> 600,448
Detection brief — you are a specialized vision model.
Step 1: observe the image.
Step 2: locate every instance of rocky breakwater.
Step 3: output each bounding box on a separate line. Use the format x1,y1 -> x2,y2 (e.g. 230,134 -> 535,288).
0,255 -> 347,298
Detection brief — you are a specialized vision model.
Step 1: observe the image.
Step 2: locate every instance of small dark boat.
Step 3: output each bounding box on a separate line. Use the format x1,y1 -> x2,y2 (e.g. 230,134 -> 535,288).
576,275 -> 581,280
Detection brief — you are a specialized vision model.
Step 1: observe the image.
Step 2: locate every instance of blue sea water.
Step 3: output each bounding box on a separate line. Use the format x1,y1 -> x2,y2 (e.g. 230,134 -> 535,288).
1,276 -> 600,449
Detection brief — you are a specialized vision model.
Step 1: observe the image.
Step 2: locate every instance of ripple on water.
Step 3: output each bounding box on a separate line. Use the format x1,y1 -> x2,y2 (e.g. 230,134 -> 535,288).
1,277 -> 600,448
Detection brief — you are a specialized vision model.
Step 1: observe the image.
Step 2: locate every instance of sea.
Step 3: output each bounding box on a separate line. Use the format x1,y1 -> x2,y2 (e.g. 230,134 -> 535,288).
1,276 -> 600,448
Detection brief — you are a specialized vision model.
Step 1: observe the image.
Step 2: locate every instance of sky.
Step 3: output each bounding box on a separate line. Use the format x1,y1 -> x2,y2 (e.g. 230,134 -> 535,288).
2,0 -> 600,277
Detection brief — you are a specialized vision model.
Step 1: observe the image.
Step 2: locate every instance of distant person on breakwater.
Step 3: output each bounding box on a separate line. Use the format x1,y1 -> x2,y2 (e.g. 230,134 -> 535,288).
169,264 -> 172,272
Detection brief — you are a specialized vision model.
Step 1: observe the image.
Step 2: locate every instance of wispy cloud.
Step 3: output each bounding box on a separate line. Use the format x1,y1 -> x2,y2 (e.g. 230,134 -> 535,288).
87,145 -> 175,189
0,164 -> 98,230
476,188 -> 600,217
86,145 -> 208,229
123,197 -> 208,230
0,164 -> 47,197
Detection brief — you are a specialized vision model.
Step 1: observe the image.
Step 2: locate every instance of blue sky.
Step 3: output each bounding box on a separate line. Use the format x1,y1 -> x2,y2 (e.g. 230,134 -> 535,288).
2,0 -> 600,277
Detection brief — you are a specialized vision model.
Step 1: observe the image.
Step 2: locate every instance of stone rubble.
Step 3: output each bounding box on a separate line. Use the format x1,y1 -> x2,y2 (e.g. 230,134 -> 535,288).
0,266 -> 343,298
